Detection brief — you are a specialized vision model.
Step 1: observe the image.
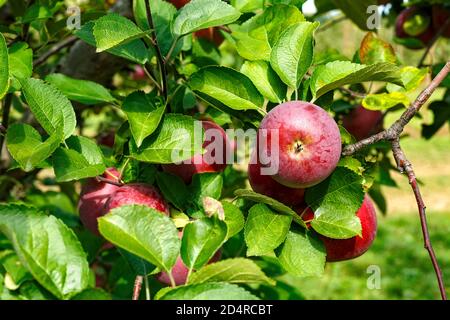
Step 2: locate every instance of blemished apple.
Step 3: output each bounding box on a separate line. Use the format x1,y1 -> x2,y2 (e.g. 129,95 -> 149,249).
162,120 -> 230,184
432,5 -> 450,38
157,231 -> 222,285
395,6 -> 434,49
342,105 -> 383,141
258,101 -> 341,189
105,183 -> 170,215
301,196 -> 377,262
78,168 -> 121,235
248,151 -> 305,207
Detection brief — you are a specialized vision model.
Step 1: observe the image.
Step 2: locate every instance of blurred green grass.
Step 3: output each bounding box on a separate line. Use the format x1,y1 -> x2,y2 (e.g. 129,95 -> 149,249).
280,212 -> 450,300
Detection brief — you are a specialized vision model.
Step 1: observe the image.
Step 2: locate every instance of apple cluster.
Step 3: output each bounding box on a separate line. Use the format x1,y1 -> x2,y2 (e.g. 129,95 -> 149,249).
249,101 -> 378,262
395,4 -> 450,49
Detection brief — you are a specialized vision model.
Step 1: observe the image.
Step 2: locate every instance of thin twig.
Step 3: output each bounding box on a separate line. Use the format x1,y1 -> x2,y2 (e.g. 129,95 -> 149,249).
145,0 -> 168,100
391,139 -> 447,300
418,17 -> 450,67
316,15 -> 347,33
33,36 -> 78,67
342,61 -> 450,156
340,87 -> 367,98
132,275 -> 144,300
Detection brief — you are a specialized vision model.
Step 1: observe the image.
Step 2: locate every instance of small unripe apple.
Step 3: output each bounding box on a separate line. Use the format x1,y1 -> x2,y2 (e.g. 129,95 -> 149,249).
105,183 -> 170,215
157,231 -> 222,285
432,5 -> 450,38
342,105 -> 383,141
301,196 -> 377,262
162,120 -> 230,184
258,101 -> 341,189
395,6 -> 434,49
78,168 -> 121,235
248,151 -> 305,207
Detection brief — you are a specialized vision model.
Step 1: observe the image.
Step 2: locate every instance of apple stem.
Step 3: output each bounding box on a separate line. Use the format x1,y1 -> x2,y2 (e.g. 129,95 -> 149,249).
168,272 -> 177,288
342,62 -> 450,300
132,275 -> 144,300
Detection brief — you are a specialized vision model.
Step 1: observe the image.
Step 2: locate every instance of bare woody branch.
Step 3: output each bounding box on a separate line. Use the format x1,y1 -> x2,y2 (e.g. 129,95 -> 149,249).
342,61 -> 450,156
132,275 -> 144,300
391,139 -> 447,300
33,36 -> 78,68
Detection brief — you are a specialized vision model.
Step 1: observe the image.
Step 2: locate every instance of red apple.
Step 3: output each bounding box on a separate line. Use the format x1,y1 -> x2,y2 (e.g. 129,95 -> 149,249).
97,132 -> 115,148
301,196 -> 377,262
248,151 -> 305,207
169,0 -> 190,9
194,27 -> 224,46
131,65 -> 146,81
257,101 -> 341,189
395,6 -> 434,49
342,105 -> 383,141
157,231 -> 222,285
432,5 -> 450,38
105,183 -> 170,215
162,120 -> 230,184
78,168 -> 121,236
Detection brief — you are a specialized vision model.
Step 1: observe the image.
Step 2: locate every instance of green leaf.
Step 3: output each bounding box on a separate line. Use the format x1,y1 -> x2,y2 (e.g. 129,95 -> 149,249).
181,216 -> 227,271
122,91 -> 166,148
52,136 -> 106,182
244,204 -> 292,256
131,114 -> 203,164
46,73 -> 115,105
0,250 -> 32,286
241,60 -> 287,103
93,13 -> 146,52
190,173 -> 223,208
270,22 -> 319,89
221,201 -> 244,239
156,282 -> 259,300
422,100 -> 450,139
306,167 -> 364,239
8,42 -> 32,91
0,204 -> 90,300
234,189 -> 306,228
20,78 -> 76,139
6,123 -> 62,172
98,205 -> 180,272
310,61 -> 403,100
386,66 -> 428,93
0,32 -> 9,99
22,4 -> 52,23
173,0 -> 241,36
133,0 -> 182,57
359,32 -> 397,65
276,230 -> 326,277
362,92 -> 410,111
190,258 -> 275,285
156,171 -> 189,210
231,4 -> 305,61
189,66 -> 264,111
72,288 -> 111,300
75,22 -> 148,65
332,0 -> 377,31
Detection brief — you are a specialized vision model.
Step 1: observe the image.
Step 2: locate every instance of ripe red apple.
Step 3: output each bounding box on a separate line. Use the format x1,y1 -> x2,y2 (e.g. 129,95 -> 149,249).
131,65 -> 146,81
162,120 -> 230,184
105,183 -> 170,215
258,101 -> 341,189
432,5 -> 450,38
395,6 -> 434,49
248,151 -> 305,207
97,132 -> 115,148
169,0 -> 189,9
78,168 -> 121,236
301,196 -> 377,262
157,231 -> 222,286
342,105 -> 383,141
